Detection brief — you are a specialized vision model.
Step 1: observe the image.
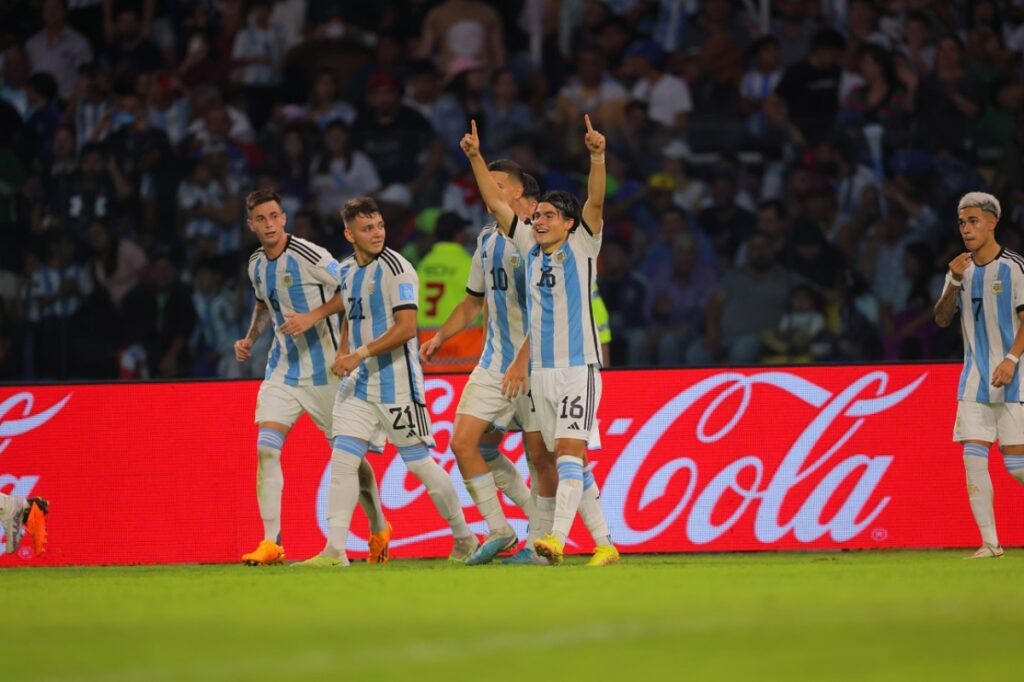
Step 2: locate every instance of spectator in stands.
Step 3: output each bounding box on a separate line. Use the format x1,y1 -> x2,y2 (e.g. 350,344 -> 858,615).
0,45 -> 29,119
102,5 -> 165,88
25,0 -> 94,101
696,165 -> 756,266
736,199 -> 789,267
271,127 -> 311,216
622,38 -> 692,130
597,236 -> 647,366
761,284 -> 831,364
309,121 -> 381,225
481,69 -> 535,158
639,205 -> 716,280
899,11 -> 936,74
768,28 -> 846,146
630,233 -> 717,367
231,0 -> 286,130
416,0 -> 506,76
553,47 -> 628,161
839,44 -> 910,136
86,220 -> 146,312
687,231 -> 795,366
907,34 -> 985,157
303,69 -> 357,130
40,142 -> 130,235
352,70 -> 442,209
67,63 -> 112,151
177,152 -> 240,262
780,217 -> 848,306
121,249 -> 196,379
739,35 -> 783,139
879,240 -> 942,361
25,73 -> 63,158
190,257 -> 238,377
771,0 -> 818,68
145,72 -> 191,148
434,58 -> 487,171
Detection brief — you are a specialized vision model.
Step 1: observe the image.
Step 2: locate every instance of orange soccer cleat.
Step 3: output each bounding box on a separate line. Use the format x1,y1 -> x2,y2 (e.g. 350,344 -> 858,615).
242,539 -> 286,566
367,522 -> 393,564
25,498 -> 48,556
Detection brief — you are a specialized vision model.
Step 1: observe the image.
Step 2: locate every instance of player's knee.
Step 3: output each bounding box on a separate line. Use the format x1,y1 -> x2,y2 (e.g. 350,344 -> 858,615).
963,442 -> 990,459
450,431 -> 478,459
257,428 -> 284,459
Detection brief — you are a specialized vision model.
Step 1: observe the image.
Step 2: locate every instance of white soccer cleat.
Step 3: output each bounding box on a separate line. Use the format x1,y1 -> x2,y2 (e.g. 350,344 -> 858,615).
448,535 -> 480,563
966,544 -> 1004,559
1,496 -> 27,555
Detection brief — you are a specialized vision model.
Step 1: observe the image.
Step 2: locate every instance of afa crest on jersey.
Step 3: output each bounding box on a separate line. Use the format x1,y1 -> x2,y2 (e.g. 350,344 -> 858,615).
282,272 -> 294,287
993,280 -> 1003,294
509,254 -> 521,268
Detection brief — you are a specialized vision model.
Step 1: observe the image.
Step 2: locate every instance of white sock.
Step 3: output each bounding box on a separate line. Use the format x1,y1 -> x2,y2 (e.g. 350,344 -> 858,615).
256,429 -> 285,543
0,492 -> 25,521
527,496 -> 555,546
1004,453 -> 1024,486
357,457 -> 388,533
964,446 -> 999,547
552,456 -> 584,544
464,472 -> 510,534
579,468 -> 613,547
325,449 -> 362,559
402,445 -> 474,539
481,443 -> 531,511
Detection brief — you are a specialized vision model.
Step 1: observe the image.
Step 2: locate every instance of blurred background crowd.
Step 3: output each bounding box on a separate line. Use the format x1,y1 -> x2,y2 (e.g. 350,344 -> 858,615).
2,0 -> 1022,381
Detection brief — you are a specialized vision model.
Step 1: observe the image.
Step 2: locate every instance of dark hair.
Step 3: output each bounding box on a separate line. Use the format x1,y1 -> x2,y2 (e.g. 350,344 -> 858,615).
538,190 -> 582,230
659,205 -> 688,222
757,199 -> 786,220
28,72 -> 58,102
245,188 -> 282,214
487,159 -> 525,186
859,43 -> 897,87
341,196 -> 381,226
811,28 -> 846,53
747,35 -> 780,61
521,172 -> 540,200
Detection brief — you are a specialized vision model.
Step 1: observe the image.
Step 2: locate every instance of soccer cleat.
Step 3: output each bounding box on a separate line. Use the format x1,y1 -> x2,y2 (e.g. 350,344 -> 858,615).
966,544 -> 1004,559
24,498 -> 48,556
2,497 -> 26,555
242,539 -> 286,566
291,554 -> 350,568
501,547 -> 549,565
448,535 -> 480,563
368,522 -> 393,565
464,528 -> 518,566
533,534 -> 564,565
587,545 -> 621,567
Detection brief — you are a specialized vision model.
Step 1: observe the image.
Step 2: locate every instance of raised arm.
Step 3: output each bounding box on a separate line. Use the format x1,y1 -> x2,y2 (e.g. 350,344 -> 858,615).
461,119 -> 516,233
581,114 -> 606,235
934,253 -> 970,328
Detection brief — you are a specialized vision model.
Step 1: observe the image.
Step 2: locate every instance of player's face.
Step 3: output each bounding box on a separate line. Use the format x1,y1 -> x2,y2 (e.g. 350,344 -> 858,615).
532,202 -> 574,252
958,207 -> 997,253
248,200 -> 287,248
345,211 -> 386,260
489,171 -> 523,210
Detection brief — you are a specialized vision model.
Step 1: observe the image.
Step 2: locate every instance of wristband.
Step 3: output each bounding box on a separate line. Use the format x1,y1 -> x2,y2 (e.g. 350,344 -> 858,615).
356,345 -> 371,360
945,272 -> 963,288
590,153 -> 605,163
1007,353 -> 1019,365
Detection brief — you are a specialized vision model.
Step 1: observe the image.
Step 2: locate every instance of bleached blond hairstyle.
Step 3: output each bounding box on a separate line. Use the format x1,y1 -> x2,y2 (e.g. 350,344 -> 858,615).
958,192 -> 1001,220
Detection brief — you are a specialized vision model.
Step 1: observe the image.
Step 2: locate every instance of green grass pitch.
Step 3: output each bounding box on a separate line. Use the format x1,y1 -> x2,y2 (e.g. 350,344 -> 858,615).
4,551 -> 1024,681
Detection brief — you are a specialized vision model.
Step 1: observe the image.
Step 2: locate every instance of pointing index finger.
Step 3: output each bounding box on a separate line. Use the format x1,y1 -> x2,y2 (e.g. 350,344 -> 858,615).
584,114 -> 594,132
471,119 -> 478,137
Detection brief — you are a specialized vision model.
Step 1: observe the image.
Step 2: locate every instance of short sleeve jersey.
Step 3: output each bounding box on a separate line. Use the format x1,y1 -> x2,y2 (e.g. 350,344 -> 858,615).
466,222 -> 529,373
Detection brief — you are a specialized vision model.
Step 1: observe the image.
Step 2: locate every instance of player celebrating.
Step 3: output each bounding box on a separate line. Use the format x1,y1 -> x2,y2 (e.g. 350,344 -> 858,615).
0,493 -> 47,556
462,118 -> 620,566
421,165 -> 559,565
934,191 -> 1024,558
299,196 -> 478,567
236,189 -> 391,566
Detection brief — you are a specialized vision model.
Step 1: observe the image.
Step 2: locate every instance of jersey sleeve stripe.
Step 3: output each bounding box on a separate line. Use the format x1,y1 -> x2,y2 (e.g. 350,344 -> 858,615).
317,284 -> 340,350
580,219 -> 594,236
287,241 -> 320,265
379,249 -> 403,275
392,303 -> 417,312
466,287 -> 484,297
248,248 -> 265,262
509,215 -> 519,239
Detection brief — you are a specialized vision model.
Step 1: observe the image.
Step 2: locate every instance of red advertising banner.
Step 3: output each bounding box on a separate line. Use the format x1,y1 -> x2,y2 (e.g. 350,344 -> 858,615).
2,364 -> 1023,567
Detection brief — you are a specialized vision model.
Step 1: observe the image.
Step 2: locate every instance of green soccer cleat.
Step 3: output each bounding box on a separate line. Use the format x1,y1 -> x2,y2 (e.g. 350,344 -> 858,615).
533,534 -> 564,565
464,529 -> 518,566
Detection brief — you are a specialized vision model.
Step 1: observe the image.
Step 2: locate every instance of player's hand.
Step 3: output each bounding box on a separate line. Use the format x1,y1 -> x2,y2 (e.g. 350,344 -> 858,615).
332,351 -> 361,378
949,252 -> 972,278
583,114 -> 605,155
234,338 -> 252,362
419,334 -> 443,364
992,358 -> 1017,388
502,362 -> 528,400
280,311 -> 316,336
459,119 -> 481,159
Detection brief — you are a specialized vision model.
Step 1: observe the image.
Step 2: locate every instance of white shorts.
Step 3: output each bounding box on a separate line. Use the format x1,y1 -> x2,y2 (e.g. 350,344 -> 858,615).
531,364 -> 602,452
953,400 -> 1024,445
456,366 -> 539,432
333,395 -> 435,449
255,380 -> 337,436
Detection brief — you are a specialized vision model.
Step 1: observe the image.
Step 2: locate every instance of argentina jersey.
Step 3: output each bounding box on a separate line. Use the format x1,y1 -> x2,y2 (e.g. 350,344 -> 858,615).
247,236 -> 343,387
509,215 -> 603,369
341,247 -> 427,404
957,248 -> 1024,403
467,223 -> 529,373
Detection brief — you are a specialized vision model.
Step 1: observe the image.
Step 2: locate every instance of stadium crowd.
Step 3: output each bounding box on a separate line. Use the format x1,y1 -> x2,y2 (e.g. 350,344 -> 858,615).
2,0 -> 1022,380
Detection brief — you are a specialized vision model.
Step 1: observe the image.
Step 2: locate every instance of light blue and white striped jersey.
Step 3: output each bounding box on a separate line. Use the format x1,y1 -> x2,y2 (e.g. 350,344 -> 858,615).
247,236 -> 343,387
509,216 -> 603,370
340,247 -> 427,404
957,248 -> 1024,403
467,222 -> 529,373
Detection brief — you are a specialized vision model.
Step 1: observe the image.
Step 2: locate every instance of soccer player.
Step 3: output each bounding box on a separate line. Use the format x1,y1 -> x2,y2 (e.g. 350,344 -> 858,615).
0,493 -> 47,556
421,165 -> 558,565
299,196 -> 478,567
461,118 -> 620,566
934,191 -> 1024,558
236,189 -> 391,566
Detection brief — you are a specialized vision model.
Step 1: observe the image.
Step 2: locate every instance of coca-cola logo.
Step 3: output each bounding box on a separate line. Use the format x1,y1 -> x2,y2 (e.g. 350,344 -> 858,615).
0,392 -> 72,456
314,370 -> 926,551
